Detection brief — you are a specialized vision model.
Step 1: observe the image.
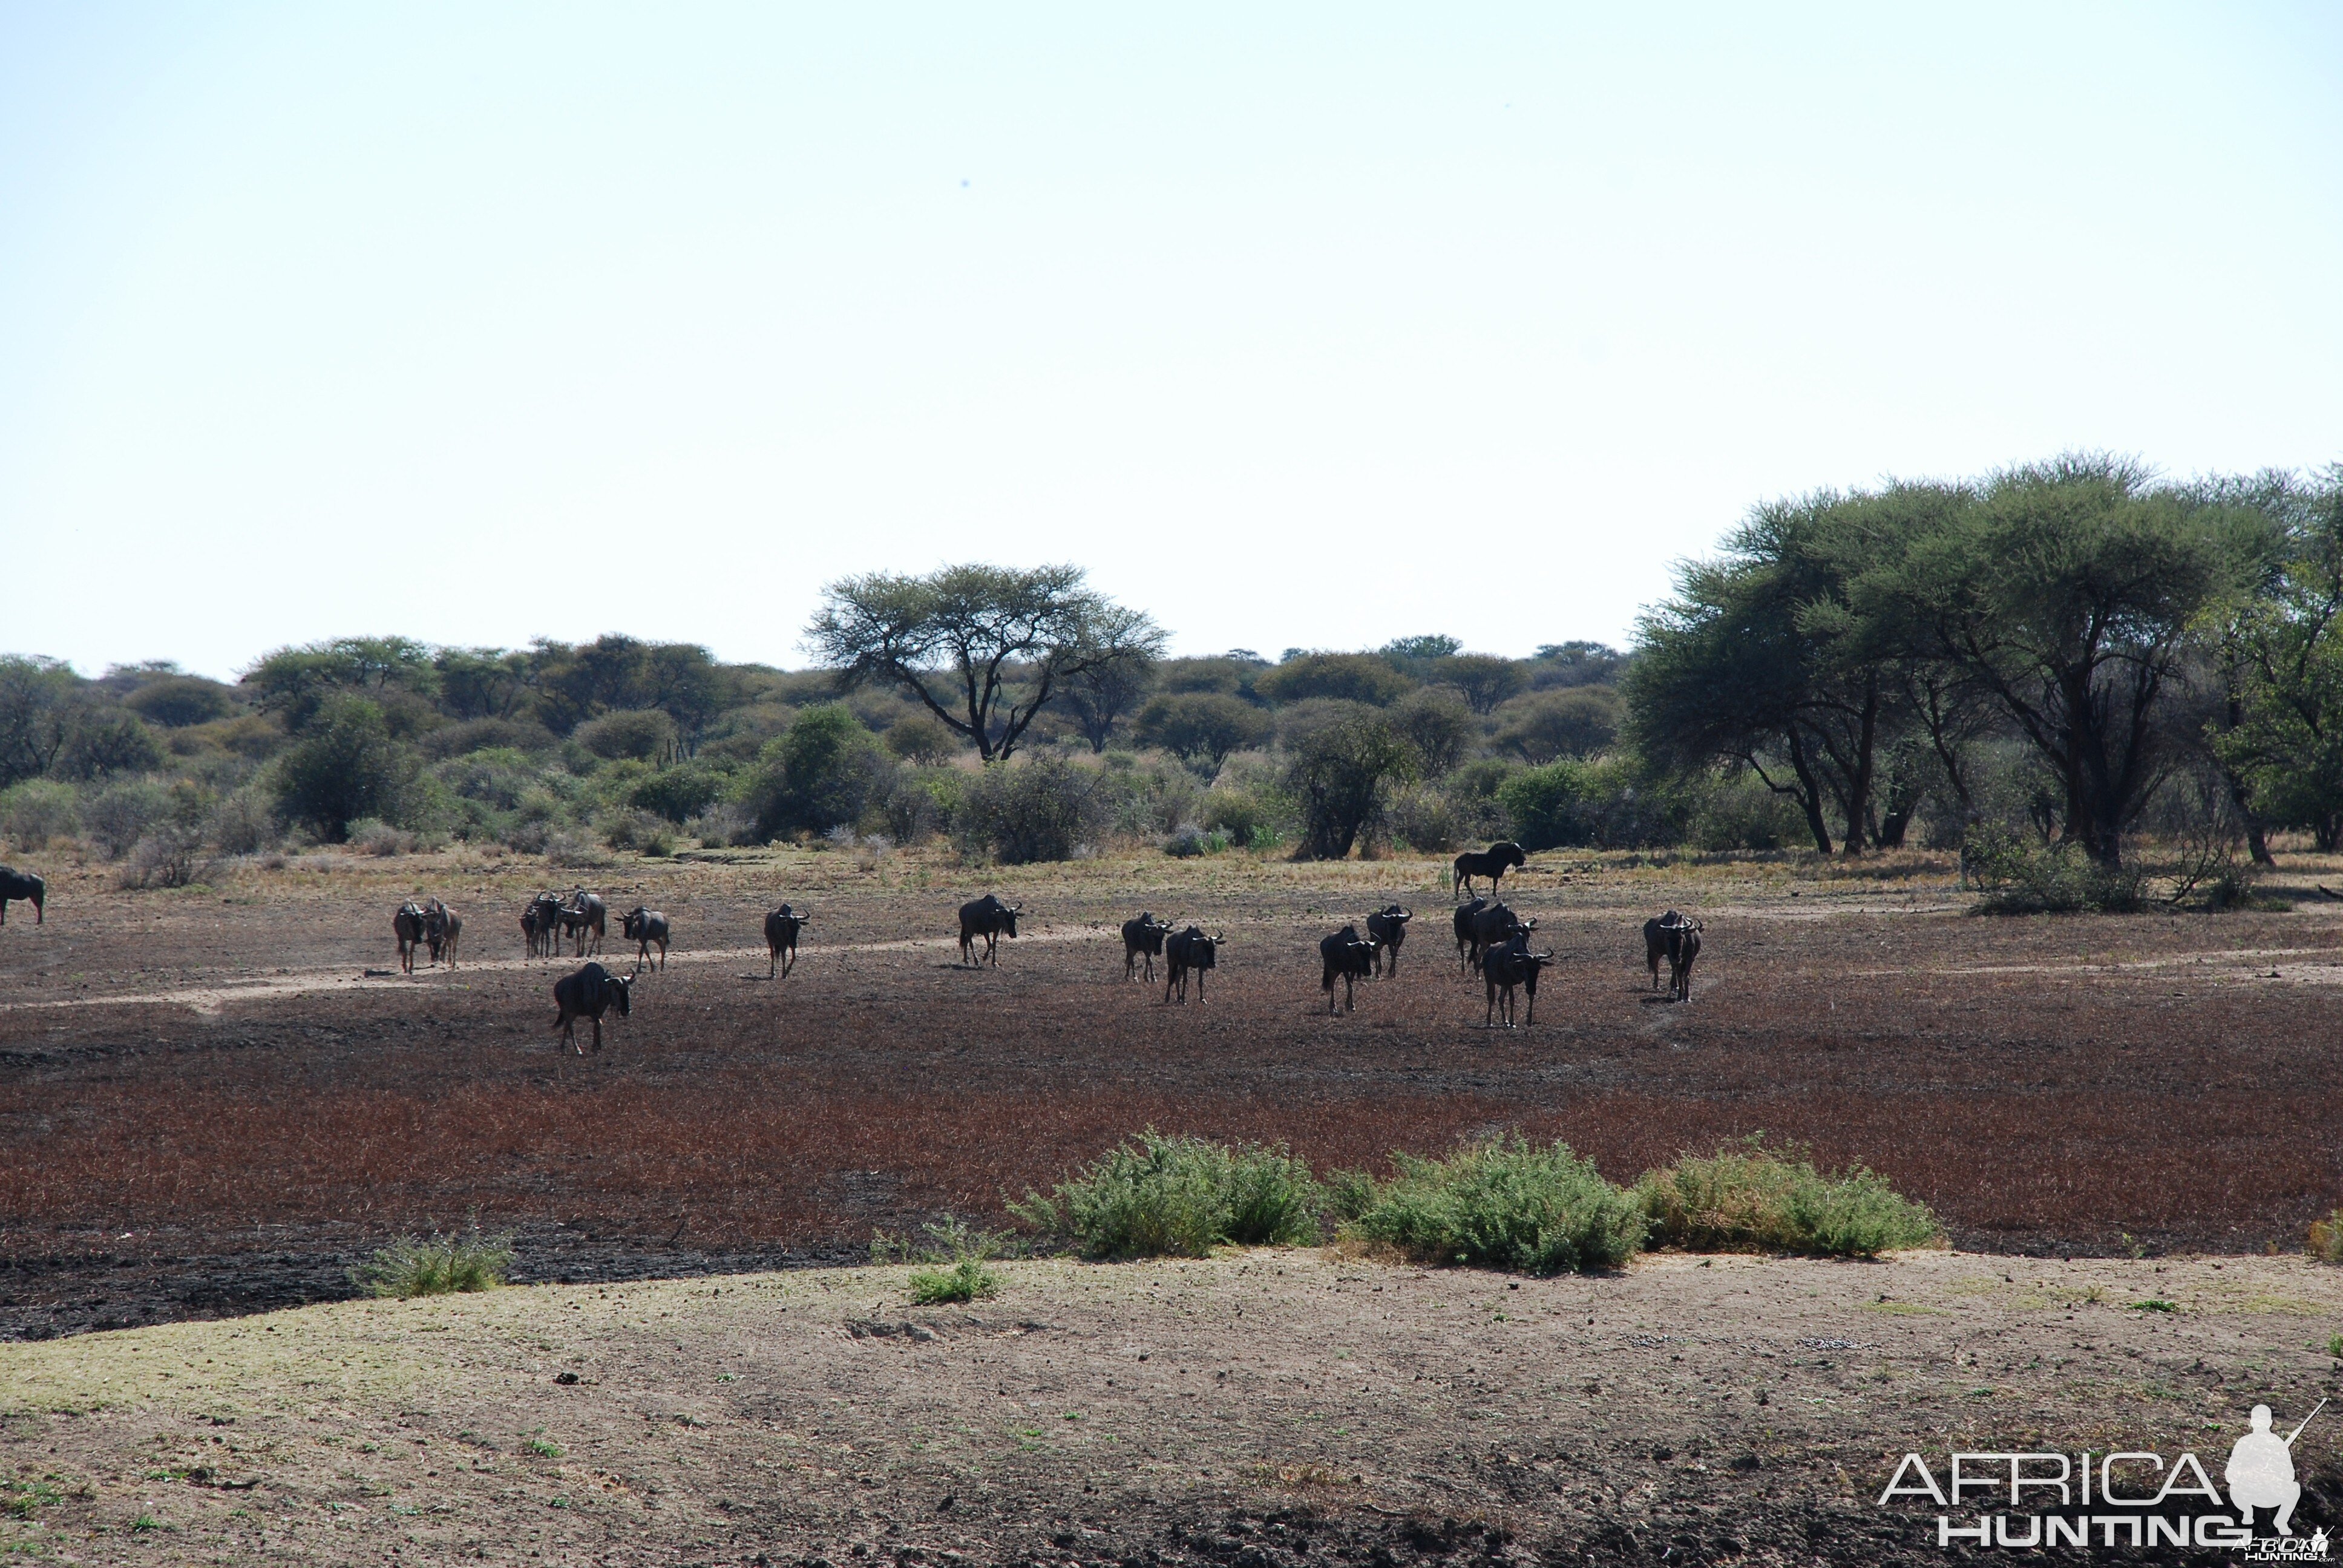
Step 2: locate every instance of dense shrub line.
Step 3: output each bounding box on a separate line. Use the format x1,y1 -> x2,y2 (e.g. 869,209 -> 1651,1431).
1003,1130 -> 1943,1273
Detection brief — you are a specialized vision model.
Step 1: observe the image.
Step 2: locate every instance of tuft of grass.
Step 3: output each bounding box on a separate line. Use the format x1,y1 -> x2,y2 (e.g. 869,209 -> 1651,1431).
2309,1208 -> 2343,1264
907,1258 -> 998,1305
1340,1135 -> 1645,1276
870,1214 -> 1021,1267
354,1220 -> 514,1299
2129,1298 -> 2178,1313
527,1435 -> 563,1459
1009,1129 -> 1322,1259
1634,1139 -> 1942,1259
2325,1332 -> 2342,1359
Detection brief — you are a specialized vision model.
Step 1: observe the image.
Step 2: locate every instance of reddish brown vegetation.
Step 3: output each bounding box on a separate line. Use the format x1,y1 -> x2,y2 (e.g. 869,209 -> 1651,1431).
4,863 -> 2341,1334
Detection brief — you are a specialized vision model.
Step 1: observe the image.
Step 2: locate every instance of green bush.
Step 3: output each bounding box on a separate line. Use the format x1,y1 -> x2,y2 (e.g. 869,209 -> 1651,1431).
1636,1140 -> 1941,1258
271,696 -> 413,843
2310,1209 -> 2343,1264
1011,1131 -> 1322,1259
1344,1137 -> 1645,1275
1253,652 -> 1411,707
954,755 -> 1105,864
355,1222 -> 514,1298
1964,825 -> 2146,914
908,1259 -> 1000,1304
1496,755 -> 1693,851
0,779 -> 80,851
82,779 -> 175,860
745,705 -> 891,841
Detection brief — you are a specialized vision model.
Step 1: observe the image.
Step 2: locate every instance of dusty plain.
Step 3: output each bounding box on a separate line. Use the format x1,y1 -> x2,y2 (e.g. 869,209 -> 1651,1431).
3,844 -> 2342,1561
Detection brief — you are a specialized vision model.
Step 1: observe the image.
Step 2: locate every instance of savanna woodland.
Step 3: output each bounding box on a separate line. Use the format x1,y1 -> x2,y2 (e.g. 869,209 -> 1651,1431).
5,457 -> 2338,899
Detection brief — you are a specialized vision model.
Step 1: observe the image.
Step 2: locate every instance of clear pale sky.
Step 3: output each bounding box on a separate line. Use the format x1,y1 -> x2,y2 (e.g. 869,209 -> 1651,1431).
5,5 -> 2339,681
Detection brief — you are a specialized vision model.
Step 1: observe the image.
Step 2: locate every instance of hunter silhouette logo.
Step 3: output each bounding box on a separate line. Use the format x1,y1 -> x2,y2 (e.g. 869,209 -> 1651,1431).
1878,1399 -> 2330,1552
2229,1400 -> 2321,1537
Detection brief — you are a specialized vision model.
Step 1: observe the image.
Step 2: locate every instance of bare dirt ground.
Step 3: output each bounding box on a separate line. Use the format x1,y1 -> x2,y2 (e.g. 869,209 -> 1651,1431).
4,1249 -> 2340,1565
5,843 -> 2343,1561
6,843 -> 2343,1345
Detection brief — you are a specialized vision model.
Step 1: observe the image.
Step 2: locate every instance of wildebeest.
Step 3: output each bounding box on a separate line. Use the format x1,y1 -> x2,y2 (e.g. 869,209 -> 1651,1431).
1163,926 -> 1222,1002
957,894 -> 1021,967
1467,901 -> 1535,975
1651,913 -> 1702,1002
621,907 -> 670,972
424,900 -> 462,969
0,865 -> 44,926
1365,904 -> 1412,976
1643,910 -> 1691,991
393,901 -> 429,974
1452,897 -> 1489,971
1482,930 -> 1556,1028
1121,912 -> 1172,981
551,961 -> 632,1053
523,892 -> 563,958
764,903 -> 809,979
558,890 -> 606,956
1451,840 -> 1527,900
1319,925 -> 1377,1014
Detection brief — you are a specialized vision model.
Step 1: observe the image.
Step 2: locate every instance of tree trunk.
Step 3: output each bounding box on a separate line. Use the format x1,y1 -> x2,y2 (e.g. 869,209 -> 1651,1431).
1783,730 -> 1835,855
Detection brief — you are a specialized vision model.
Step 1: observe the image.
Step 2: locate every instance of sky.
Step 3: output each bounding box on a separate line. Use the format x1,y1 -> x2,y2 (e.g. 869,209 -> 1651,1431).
4,4 -> 2340,682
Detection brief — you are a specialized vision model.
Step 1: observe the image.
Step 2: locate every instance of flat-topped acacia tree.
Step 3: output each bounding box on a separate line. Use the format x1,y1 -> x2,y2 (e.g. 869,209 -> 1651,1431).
807,564 -> 1165,763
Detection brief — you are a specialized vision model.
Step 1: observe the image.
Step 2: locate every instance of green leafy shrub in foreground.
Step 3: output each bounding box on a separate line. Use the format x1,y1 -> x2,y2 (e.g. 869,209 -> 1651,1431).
908,1258 -> 1000,1304
1011,1131 -> 1321,1258
1636,1141 -> 1941,1258
1343,1137 -> 1645,1275
355,1222 -> 514,1298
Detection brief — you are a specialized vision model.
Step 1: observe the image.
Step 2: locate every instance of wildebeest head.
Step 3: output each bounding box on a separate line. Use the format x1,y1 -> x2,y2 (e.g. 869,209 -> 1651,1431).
1170,926 -> 1222,968
1000,904 -> 1021,937
608,973 -> 632,1016
622,906 -> 650,939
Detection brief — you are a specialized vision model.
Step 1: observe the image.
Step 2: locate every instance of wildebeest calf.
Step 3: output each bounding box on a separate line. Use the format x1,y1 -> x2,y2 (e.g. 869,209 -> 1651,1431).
1121,912 -> 1172,981
621,906 -> 670,971
1320,925 -> 1377,1014
393,901 -> 428,975
551,961 -> 632,1053
1365,904 -> 1412,976
764,903 -> 809,978
958,894 -> 1021,968
1163,926 -> 1222,1002
1483,931 -> 1556,1028
0,865 -> 45,926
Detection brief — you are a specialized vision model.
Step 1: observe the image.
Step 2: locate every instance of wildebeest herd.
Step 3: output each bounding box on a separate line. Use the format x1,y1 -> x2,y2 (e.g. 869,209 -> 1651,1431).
358,843 -> 1706,1057
0,846 -> 1699,1054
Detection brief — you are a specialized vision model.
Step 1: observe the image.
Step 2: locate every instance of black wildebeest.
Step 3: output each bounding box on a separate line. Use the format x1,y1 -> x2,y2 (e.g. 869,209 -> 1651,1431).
764,903 -> 809,978
621,906 -> 670,972
559,890 -> 606,956
551,961 -> 632,1054
393,901 -> 429,974
523,892 -> 563,958
1163,926 -> 1222,1002
0,865 -> 44,926
1320,925 -> 1377,1014
1467,900 -> 1535,975
1365,904 -> 1412,976
1121,912 -> 1172,981
424,900 -> 462,968
1643,910 -> 1693,991
1452,897 -> 1489,972
1451,840 -> 1527,900
1651,913 -> 1703,1002
958,894 -> 1022,967
1483,931 -> 1556,1028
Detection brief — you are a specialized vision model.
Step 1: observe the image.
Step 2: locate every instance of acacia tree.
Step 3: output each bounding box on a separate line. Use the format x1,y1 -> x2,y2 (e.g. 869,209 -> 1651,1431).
1627,492 -> 1899,854
2208,465 -> 2343,849
808,564 -> 1165,762
1060,606 -> 1159,752
1870,456 -> 2271,867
